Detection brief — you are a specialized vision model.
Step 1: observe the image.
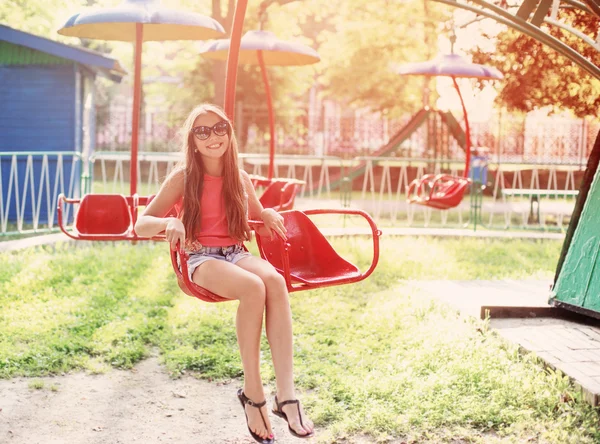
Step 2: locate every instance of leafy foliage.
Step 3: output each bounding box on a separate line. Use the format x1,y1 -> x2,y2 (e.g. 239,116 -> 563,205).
316,0 -> 450,115
2,0 -> 598,134
471,8 -> 600,118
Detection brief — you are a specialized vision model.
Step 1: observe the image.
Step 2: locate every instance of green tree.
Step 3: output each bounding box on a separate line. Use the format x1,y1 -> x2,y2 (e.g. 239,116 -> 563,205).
470,8 -> 600,118
0,0 -> 82,39
315,0 -> 450,117
183,0 -> 322,146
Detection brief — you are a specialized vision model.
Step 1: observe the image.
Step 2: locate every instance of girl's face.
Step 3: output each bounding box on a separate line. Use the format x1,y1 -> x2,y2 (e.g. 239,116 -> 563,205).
191,112 -> 230,161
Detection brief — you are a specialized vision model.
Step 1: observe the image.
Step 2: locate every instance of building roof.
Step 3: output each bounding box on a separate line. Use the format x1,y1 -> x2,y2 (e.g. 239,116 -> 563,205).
0,24 -> 126,82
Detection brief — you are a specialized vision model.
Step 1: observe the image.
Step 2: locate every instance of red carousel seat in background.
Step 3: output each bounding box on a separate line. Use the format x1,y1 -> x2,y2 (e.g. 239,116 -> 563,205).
259,180 -> 301,211
58,193 -> 163,241
406,174 -> 470,210
249,175 -> 305,212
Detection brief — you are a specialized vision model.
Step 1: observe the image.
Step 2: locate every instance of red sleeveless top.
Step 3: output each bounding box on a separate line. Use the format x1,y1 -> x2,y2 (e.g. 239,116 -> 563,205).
178,174 -> 238,251
195,174 -> 237,247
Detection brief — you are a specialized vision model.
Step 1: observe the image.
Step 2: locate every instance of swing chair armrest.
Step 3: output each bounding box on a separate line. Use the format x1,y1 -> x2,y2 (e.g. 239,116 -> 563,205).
171,241 -> 190,283
57,194 -> 73,240
170,241 -> 229,302
406,178 -> 421,201
426,174 -> 447,200
57,193 -> 84,241
249,175 -> 272,188
248,219 -> 289,244
248,218 -> 266,238
302,209 -> 382,280
249,219 -> 290,241
279,182 -> 298,210
248,219 -> 264,230
130,193 -> 139,227
59,194 -> 82,205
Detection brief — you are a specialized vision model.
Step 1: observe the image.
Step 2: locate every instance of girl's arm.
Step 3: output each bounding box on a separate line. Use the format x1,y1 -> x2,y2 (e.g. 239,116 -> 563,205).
135,168 -> 186,248
240,170 -> 287,240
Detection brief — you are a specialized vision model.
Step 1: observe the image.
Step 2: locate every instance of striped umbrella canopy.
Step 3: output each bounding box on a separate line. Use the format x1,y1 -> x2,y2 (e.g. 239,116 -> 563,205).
396,53 -> 503,178
58,0 -> 225,196
200,30 -> 320,180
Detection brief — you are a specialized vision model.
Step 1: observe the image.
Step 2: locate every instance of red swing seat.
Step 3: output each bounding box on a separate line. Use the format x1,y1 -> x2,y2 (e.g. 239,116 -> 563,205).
259,180 -> 301,212
249,175 -> 304,211
57,193 -> 162,241
406,174 -> 470,210
170,208 -> 382,302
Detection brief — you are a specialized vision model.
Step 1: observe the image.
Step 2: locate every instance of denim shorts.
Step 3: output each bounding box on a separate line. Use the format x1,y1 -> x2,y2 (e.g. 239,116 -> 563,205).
185,244 -> 252,281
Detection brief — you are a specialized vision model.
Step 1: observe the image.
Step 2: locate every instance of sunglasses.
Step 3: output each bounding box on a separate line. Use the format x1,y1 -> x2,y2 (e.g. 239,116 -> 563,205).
191,121 -> 230,140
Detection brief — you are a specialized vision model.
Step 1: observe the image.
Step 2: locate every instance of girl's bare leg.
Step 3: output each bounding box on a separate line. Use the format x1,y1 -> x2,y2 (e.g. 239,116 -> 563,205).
237,257 -> 315,436
192,260 -> 273,440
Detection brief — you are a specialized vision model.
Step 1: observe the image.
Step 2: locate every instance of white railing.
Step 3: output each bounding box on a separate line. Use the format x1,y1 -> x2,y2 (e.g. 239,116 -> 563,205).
86,152 -> 583,231
0,152 -> 82,236
1,151 -> 585,236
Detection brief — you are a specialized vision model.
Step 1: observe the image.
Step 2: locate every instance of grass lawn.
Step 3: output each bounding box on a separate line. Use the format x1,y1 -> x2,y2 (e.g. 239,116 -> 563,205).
1,237 -> 598,443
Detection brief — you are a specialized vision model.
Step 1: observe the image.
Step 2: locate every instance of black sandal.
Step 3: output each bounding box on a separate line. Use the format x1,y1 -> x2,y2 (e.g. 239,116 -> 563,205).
272,395 -> 314,439
237,389 -> 275,444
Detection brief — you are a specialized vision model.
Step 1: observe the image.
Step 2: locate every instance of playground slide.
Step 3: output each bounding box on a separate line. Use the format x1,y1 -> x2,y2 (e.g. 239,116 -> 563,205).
321,107 -> 431,192
438,111 -> 466,150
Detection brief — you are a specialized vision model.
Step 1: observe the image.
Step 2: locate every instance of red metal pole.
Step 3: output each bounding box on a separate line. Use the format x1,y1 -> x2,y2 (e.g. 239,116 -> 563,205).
452,76 -> 471,179
130,23 -> 143,196
258,50 -> 275,180
224,0 -> 248,121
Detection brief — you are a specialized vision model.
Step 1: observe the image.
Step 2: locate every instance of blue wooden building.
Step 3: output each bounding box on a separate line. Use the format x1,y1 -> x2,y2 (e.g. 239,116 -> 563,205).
0,24 -> 125,227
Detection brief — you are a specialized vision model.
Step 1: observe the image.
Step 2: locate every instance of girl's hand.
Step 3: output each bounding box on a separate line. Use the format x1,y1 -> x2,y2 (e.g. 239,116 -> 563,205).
165,217 -> 186,250
261,208 -> 287,240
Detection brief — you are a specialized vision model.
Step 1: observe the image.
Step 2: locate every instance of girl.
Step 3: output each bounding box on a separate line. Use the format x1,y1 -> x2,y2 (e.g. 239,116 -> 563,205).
135,104 -> 314,443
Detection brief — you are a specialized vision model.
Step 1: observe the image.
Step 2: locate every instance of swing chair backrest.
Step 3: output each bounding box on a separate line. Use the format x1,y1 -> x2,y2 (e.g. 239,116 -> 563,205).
259,180 -> 299,212
75,194 -> 132,235
260,210 -> 359,282
255,210 -> 382,290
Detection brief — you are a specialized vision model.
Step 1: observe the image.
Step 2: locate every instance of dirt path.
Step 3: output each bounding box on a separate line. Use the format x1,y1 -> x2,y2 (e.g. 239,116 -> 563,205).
0,358 -> 307,444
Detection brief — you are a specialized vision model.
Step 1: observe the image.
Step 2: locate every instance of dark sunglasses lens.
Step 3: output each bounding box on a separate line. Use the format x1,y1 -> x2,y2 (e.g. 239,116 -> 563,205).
194,127 -> 211,139
214,121 -> 229,136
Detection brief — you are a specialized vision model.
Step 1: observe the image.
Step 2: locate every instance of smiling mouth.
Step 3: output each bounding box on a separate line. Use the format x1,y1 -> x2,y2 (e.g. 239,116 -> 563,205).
207,143 -> 222,149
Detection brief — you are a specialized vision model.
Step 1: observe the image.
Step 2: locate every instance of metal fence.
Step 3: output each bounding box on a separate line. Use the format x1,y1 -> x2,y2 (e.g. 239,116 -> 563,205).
96,104 -> 599,165
0,152 -> 82,235
3,150 -> 586,237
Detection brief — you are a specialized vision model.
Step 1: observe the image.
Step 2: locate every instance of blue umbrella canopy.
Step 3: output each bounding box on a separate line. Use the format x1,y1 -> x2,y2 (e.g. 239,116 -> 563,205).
396,53 -> 503,80
57,0 -> 225,41
199,30 -> 320,66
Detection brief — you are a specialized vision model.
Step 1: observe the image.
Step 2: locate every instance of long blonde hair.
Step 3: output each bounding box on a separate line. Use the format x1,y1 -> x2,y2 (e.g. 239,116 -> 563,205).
178,104 -> 250,242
